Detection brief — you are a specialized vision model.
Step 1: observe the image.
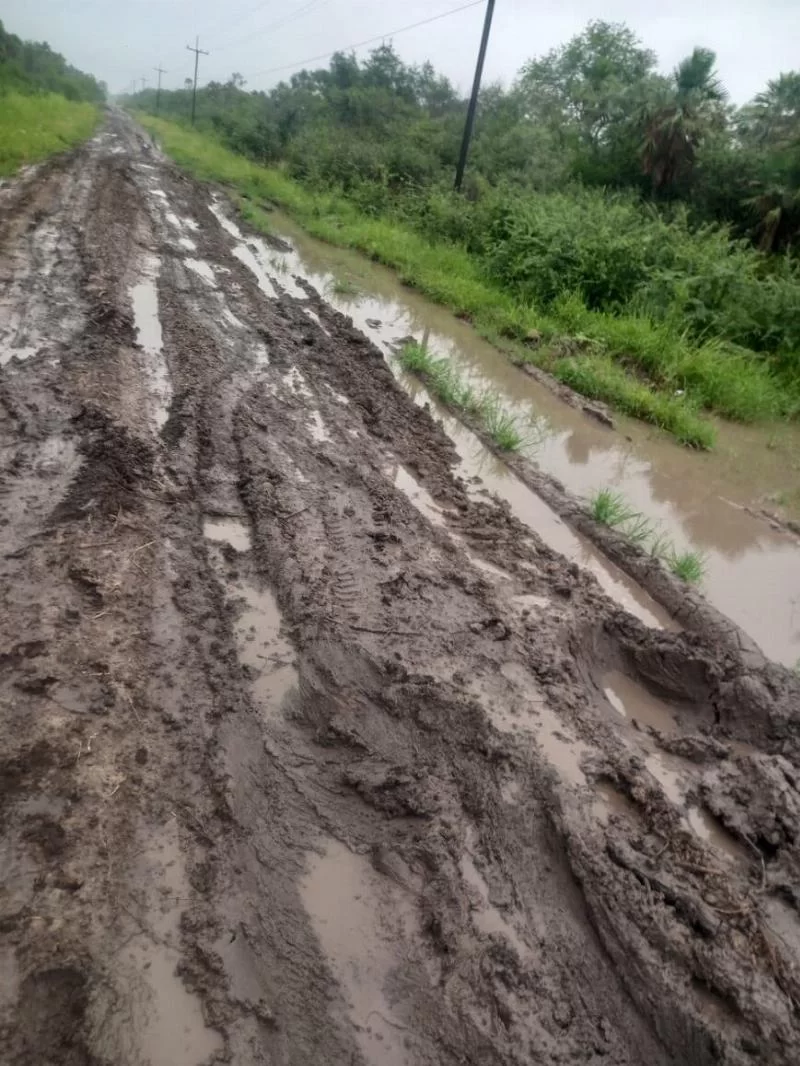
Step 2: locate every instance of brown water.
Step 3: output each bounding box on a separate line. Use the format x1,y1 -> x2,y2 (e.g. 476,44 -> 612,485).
301,838 -> 417,1066
265,211 -> 800,667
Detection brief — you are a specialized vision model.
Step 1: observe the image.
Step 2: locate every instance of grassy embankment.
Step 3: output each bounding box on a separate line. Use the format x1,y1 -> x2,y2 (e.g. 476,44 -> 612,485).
0,92 -> 99,176
139,115 -> 797,450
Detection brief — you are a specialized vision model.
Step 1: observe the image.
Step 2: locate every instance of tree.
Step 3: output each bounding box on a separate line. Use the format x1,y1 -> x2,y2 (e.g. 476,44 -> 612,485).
640,47 -> 728,193
517,21 -> 656,148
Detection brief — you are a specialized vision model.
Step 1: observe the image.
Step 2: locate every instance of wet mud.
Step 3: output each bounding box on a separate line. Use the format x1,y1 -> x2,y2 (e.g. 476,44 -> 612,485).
2,109 -> 800,1066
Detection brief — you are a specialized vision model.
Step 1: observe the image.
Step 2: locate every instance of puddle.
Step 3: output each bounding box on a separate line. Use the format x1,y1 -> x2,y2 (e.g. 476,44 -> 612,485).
594,780 -> 639,823
603,671 -> 680,734
489,661 -> 588,786
234,582 -> 297,720
392,465 -> 448,528
466,553 -> 513,580
461,829 -> 530,957
94,823 -> 222,1065
203,517 -> 252,552
686,807 -> 748,863
765,898 -> 800,962
131,254 -> 171,430
177,236 -> 197,252
209,199 -> 278,299
0,342 -> 40,367
307,409 -> 331,443
265,210 -> 800,666
301,838 -> 417,1066
282,366 -> 313,399
645,752 -> 685,804
185,258 -> 215,284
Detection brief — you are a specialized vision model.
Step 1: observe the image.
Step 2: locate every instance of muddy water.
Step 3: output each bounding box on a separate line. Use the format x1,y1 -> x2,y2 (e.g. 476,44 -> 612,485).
301,838 -> 417,1066
131,253 -> 171,430
264,212 -> 800,666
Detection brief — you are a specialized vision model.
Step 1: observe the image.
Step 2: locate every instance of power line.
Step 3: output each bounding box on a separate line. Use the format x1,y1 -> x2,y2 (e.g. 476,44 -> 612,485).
216,0 -> 330,52
201,0 -> 281,40
247,0 -> 487,81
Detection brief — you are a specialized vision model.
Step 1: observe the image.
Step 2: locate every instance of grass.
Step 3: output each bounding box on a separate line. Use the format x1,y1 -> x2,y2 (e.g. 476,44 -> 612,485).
0,92 -> 99,176
589,489 -> 639,528
588,488 -> 705,583
398,340 -> 527,451
138,114 -> 798,449
329,277 -> 361,297
667,550 -> 707,584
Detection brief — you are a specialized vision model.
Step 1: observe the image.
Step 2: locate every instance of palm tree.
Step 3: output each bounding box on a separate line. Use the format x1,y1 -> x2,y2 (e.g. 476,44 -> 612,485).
640,48 -> 728,193
747,72 -> 800,147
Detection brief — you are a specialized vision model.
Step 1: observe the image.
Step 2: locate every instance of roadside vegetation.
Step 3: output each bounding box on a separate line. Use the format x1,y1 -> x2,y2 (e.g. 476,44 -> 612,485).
0,93 -> 99,175
0,20 -> 104,175
398,341 -> 531,452
132,21 -> 800,447
588,488 -> 707,583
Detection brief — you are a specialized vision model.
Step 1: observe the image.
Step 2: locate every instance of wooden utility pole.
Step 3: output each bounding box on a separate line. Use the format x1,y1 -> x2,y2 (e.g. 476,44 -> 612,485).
139,77 -> 148,93
153,66 -> 167,114
186,37 -> 209,126
454,0 -> 496,192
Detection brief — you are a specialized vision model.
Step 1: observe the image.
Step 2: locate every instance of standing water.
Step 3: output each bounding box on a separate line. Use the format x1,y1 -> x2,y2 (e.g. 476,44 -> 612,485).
227,205 -> 800,665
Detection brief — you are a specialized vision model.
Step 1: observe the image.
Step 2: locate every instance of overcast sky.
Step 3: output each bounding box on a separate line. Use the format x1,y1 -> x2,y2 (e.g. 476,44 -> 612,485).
4,0 -> 797,103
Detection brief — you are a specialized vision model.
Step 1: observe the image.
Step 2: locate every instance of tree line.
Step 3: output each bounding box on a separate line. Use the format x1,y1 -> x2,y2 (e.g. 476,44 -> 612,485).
133,21 -> 799,253
0,19 -> 106,103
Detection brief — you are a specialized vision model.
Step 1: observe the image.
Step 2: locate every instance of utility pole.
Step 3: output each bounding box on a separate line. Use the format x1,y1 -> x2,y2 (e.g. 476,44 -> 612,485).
454,0 -> 496,193
139,77 -> 148,93
153,66 -> 167,114
186,36 -> 209,126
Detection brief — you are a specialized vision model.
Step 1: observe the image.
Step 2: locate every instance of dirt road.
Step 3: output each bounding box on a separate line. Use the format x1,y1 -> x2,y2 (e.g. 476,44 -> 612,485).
2,110 -> 800,1066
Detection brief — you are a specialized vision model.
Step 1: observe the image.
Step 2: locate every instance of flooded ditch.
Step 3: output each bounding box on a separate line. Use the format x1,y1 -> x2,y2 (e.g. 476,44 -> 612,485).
251,209 -> 800,667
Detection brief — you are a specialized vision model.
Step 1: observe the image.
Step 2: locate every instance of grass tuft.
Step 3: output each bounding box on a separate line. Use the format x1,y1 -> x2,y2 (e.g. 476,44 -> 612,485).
588,488 -> 705,584
329,276 -> 361,297
668,550 -> 707,584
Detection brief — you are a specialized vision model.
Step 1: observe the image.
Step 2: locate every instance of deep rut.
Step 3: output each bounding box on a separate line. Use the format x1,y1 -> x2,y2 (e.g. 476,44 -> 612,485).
1,110 -> 800,1066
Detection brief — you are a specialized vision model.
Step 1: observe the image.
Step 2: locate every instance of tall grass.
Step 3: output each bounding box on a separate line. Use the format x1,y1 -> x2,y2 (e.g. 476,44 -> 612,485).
0,93 -> 99,176
138,115 -> 793,448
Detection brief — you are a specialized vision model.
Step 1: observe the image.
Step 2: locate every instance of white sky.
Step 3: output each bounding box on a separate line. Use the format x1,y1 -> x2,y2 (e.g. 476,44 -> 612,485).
3,0 -> 798,103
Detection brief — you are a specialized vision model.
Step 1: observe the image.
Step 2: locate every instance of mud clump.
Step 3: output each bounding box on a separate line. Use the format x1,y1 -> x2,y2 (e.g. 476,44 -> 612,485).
56,405 -> 155,518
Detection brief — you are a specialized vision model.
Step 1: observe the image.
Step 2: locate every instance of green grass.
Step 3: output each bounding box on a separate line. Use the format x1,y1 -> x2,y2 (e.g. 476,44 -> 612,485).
588,488 -> 705,583
398,341 -> 527,451
329,276 -> 361,297
139,114 -> 790,448
667,550 -> 707,584
0,92 -> 99,176
589,488 -> 640,528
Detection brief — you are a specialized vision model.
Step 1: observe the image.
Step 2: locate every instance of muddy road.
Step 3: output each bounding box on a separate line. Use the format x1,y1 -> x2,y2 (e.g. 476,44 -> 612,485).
2,111 -> 800,1066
